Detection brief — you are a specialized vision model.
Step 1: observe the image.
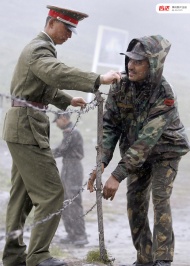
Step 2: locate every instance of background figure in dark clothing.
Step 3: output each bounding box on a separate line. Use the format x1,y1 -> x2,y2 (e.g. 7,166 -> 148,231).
52,112 -> 88,246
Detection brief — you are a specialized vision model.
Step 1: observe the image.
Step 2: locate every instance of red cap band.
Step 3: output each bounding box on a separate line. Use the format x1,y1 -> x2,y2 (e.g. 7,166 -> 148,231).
48,10 -> 78,26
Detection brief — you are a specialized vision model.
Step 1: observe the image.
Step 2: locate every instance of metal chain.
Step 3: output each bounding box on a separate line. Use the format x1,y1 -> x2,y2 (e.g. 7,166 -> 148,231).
1,180 -> 97,241
0,166 -> 103,242
0,92 -> 98,115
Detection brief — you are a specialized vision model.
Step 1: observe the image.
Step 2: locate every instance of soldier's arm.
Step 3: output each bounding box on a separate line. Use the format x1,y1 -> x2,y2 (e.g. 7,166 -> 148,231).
30,45 -> 120,94
88,84 -> 122,194
102,84 -> 122,167
51,90 -> 73,110
30,45 -> 99,93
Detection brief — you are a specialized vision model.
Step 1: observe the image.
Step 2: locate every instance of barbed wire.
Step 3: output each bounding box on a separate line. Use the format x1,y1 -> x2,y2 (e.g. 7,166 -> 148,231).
0,176 -> 98,241
0,88 -> 124,113
0,92 -> 99,116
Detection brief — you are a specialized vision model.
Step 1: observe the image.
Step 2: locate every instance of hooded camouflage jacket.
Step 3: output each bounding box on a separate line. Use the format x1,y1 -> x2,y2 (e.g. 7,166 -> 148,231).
102,35 -> 190,182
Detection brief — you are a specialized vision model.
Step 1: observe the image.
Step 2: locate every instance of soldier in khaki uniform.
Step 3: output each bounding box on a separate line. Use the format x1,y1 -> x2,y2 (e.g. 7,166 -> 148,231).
2,5 -> 121,266
88,35 -> 190,266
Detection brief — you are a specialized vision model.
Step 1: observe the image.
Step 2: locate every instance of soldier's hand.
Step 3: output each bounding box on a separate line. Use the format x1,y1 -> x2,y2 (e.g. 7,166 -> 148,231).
87,169 -> 97,193
100,70 -> 121,85
71,97 -> 86,108
87,164 -> 104,193
103,175 -> 119,201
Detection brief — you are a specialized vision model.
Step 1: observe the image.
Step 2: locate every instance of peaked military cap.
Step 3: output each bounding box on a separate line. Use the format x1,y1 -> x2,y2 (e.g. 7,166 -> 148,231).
121,42 -> 147,60
47,5 -> 88,34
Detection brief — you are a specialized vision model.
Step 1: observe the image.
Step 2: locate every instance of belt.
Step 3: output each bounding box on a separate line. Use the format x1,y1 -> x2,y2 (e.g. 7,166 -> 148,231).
11,99 -> 48,109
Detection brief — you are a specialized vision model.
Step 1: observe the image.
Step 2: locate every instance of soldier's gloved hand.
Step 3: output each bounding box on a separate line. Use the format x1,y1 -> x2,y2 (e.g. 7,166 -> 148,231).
87,163 -> 104,193
100,70 -> 121,84
71,97 -> 86,108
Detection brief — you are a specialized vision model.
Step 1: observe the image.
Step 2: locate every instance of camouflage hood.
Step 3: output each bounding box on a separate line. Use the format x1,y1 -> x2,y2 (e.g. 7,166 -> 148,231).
125,35 -> 171,86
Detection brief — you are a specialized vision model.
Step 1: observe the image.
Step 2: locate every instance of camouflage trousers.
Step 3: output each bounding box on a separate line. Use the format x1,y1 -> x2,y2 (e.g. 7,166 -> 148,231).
127,157 -> 181,264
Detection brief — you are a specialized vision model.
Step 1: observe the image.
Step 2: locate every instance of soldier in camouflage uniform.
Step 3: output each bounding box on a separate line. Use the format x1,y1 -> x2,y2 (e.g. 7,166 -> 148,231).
88,35 -> 190,266
52,113 -> 88,246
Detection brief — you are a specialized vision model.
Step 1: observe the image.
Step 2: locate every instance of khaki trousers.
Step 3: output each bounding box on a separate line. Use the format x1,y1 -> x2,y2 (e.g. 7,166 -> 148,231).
3,142 -> 64,266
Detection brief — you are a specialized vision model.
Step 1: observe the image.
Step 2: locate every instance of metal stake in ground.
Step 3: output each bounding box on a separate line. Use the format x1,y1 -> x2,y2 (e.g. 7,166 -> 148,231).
95,91 -> 107,262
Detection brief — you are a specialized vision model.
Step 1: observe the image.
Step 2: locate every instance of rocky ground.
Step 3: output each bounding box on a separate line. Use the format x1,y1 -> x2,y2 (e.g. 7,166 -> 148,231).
0,141 -> 190,266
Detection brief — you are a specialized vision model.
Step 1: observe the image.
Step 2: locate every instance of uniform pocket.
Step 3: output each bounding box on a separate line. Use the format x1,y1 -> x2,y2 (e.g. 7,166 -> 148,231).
27,108 -> 50,149
2,109 -> 19,142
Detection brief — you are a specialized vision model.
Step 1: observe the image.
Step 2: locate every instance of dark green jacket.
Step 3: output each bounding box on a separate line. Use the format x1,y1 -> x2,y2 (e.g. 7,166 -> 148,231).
102,35 -> 190,182
3,32 -> 99,148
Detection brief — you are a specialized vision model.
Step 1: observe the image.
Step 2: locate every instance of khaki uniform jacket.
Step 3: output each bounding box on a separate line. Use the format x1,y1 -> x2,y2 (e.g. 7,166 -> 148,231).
3,32 -> 99,149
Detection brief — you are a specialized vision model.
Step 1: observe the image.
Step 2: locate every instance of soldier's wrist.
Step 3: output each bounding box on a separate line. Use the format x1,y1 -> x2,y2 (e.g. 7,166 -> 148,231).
100,75 -> 105,84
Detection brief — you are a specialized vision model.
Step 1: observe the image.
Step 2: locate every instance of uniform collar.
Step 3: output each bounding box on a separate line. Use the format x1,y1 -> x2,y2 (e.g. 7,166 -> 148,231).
41,31 -> 55,46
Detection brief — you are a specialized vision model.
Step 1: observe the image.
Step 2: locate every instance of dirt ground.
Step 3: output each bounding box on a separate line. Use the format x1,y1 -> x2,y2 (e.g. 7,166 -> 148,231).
0,141 -> 190,266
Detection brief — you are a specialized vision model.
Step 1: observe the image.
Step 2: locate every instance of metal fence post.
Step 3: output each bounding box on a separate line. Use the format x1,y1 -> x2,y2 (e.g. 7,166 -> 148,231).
95,91 -> 107,262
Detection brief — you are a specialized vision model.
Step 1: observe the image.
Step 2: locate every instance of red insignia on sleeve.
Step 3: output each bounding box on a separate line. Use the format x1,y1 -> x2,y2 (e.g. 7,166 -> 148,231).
164,99 -> 174,106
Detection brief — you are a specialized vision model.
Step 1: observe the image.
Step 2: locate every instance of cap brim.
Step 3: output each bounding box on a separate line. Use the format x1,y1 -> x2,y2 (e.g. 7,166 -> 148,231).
65,24 -> 77,34
120,52 -> 146,60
